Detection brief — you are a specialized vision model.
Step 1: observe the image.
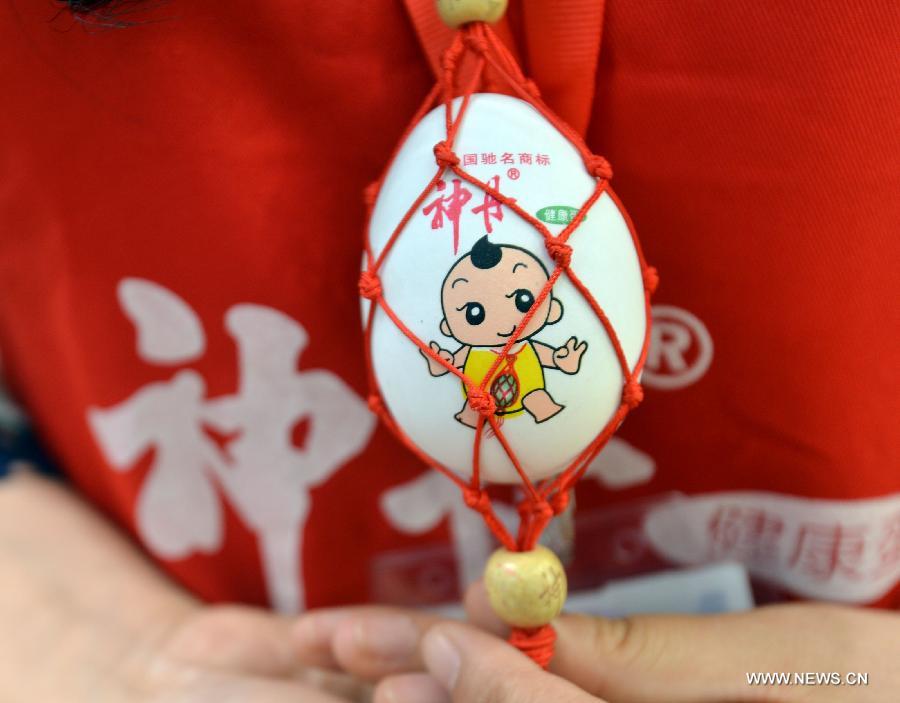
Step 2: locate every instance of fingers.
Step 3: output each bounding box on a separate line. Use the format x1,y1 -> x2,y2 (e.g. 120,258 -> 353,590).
293,584 -> 510,686
294,606 -> 444,682
291,609 -> 353,670
550,604 -> 895,703
331,609 -> 429,680
412,622 -> 595,703
293,668 -> 373,701
160,606 -> 371,700
292,584 -> 505,686
375,673 -> 449,703
164,605 -> 299,677
160,669 -> 351,703
463,580 -> 508,636
553,610 -> 766,701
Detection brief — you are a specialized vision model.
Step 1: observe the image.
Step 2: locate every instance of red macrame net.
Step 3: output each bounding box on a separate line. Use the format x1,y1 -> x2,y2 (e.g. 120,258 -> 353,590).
359,22 -> 657,668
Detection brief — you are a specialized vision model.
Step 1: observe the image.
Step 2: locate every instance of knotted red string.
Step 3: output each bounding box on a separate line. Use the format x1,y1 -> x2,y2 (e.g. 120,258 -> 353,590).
546,239 -> 573,268
548,489 -> 570,515
586,154 -> 613,180
623,379 -> 644,409
462,487 -> 492,513
360,23 -> 656,668
509,625 -> 557,669
643,265 -> 660,295
358,271 -> 382,300
433,140 -> 460,167
362,181 -> 380,208
466,386 -> 497,416
366,394 -> 386,416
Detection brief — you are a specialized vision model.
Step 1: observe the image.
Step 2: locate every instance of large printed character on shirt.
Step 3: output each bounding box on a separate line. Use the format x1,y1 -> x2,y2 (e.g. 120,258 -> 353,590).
422,236 -> 588,427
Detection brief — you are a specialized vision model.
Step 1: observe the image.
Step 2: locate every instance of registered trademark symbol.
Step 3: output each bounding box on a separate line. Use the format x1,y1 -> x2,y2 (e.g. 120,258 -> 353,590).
643,305 -> 714,390
507,167 -> 520,180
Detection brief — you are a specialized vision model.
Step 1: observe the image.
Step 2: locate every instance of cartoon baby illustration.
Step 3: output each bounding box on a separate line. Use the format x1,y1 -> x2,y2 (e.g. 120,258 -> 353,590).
422,236 -> 588,428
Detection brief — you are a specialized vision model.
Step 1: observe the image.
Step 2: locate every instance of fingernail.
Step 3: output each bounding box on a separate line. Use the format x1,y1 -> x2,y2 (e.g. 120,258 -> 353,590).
354,614 -> 420,660
293,610 -> 349,652
422,629 -> 461,690
378,674 -> 450,703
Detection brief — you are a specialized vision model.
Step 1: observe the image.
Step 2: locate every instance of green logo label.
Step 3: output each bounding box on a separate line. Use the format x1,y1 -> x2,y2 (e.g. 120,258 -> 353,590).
536,206 -> 582,225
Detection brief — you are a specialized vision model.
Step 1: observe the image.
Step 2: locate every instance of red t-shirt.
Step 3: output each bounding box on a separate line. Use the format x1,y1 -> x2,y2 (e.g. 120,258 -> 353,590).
1,0 -> 897,611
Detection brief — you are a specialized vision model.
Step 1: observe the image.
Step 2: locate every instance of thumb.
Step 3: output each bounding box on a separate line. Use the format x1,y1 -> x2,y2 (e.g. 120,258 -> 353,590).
466,579 -> 738,701
420,622 -> 598,703
466,583 -> 896,702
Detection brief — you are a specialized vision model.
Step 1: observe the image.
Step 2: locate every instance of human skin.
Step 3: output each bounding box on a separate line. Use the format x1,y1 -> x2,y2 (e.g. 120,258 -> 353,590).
294,582 -> 900,703
0,470 -> 368,703
4,468 -> 899,702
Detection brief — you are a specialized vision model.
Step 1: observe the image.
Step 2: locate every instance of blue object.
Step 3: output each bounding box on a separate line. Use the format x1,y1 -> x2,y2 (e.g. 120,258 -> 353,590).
0,387 -> 59,479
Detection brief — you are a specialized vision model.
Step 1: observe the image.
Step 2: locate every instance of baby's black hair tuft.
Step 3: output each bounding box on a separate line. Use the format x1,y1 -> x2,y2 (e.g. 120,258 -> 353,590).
469,236 -> 502,270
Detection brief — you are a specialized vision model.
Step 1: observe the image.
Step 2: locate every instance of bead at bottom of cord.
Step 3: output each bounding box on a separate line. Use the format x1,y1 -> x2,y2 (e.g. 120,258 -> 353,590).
484,545 -> 567,628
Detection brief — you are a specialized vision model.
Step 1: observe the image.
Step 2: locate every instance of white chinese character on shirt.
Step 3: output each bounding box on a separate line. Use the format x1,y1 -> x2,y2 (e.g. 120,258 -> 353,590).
88,278 -> 375,612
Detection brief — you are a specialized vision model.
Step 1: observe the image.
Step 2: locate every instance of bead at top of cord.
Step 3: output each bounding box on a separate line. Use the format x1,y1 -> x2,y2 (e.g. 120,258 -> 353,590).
436,0 -> 508,29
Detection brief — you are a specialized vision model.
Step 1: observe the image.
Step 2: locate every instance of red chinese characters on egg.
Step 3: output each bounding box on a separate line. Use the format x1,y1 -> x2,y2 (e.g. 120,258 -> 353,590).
422,169 -> 527,253
422,178 -> 472,254
472,175 -> 511,234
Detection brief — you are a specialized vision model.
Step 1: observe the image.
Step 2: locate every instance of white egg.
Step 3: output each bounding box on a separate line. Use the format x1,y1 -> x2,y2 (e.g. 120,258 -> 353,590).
364,94 -> 647,484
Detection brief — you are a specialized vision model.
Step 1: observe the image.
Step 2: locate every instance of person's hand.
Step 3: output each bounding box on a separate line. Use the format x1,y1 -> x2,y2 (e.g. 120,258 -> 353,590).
145,604 -> 371,702
379,620 -> 597,703
0,470 -> 368,702
294,582 -> 900,702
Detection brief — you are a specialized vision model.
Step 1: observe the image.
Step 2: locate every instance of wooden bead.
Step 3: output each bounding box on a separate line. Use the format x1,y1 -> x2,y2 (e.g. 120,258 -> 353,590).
483,545 -> 567,628
436,0 -> 508,28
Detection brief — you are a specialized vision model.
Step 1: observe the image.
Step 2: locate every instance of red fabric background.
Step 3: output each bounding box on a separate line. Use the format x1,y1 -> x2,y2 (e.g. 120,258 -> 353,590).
0,0 -> 897,607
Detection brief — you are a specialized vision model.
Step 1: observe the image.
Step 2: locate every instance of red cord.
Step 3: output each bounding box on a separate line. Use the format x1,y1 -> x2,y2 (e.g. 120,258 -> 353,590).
509,625 -> 557,669
360,23 -> 656,667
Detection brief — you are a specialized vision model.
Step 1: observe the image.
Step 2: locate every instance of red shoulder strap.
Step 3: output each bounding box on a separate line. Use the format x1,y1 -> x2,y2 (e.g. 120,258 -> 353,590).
402,0 -> 522,77
520,0 -> 606,135
402,0 -> 456,76
402,0 -> 605,135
